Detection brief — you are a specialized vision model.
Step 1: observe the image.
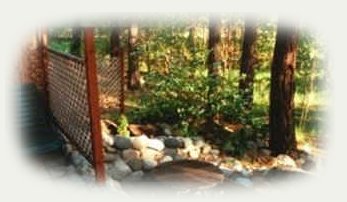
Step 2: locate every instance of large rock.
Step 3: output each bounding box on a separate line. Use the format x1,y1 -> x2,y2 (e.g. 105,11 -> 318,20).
143,159 -> 158,170
164,137 -> 184,149
147,138 -> 165,151
122,149 -> 141,162
127,159 -> 143,171
113,135 -> 132,150
141,148 -> 163,161
108,157 -> 132,180
132,135 -> 149,150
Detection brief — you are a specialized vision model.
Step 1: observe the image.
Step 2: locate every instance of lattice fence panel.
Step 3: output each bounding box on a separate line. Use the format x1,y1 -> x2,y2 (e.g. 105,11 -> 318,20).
47,49 -> 93,162
97,57 -> 122,110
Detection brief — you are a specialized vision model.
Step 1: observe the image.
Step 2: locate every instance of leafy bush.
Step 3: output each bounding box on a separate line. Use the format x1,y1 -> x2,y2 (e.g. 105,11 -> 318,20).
116,114 -> 130,137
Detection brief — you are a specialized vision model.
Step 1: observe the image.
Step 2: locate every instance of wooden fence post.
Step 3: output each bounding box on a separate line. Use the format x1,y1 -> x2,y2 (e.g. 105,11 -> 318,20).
83,27 -> 106,183
39,28 -> 49,106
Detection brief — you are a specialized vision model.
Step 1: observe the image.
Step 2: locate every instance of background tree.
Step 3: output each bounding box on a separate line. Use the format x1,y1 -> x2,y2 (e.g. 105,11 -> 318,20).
70,27 -> 82,57
110,26 -> 122,58
206,16 -> 222,125
269,23 -> 299,155
127,24 -> 140,90
239,18 -> 258,109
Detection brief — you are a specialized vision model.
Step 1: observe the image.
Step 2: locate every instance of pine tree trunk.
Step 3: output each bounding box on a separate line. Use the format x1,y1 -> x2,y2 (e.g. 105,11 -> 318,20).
110,27 -> 121,58
206,17 -> 221,124
70,27 -> 82,57
127,24 -> 140,90
239,19 -> 257,109
269,23 -> 298,155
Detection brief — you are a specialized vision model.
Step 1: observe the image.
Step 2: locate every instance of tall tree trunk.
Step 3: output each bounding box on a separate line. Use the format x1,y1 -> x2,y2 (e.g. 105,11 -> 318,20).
239,19 -> 258,109
110,27 -> 121,58
269,23 -> 298,155
127,24 -> 140,90
206,17 -> 221,125
70,27 -> 82,57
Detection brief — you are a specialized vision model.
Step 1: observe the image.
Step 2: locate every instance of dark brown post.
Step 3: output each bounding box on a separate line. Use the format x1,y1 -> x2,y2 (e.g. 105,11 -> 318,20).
83,27 -> 106,183
119,49 -> 125,114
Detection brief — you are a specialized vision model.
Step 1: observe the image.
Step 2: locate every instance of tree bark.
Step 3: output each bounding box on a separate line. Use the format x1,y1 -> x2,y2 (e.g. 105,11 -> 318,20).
206,17 -> 221,124
70,27 -> 82,57
239,19 -> 258,109
110,27 -> 121,58
269,23 -> 298,155
127,24 -> 140,90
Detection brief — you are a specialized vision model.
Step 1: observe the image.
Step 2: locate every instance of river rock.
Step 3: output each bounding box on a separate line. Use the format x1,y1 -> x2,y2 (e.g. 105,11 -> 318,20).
164,137 -> 184,148
164,148 -> 177,157
113,135 -> 132,150
183,137 -> 194,148
127,159 -> 143,171
108,157 -> 132,180
147,138 -> 165,151
122,170 -> 144,182
132,135 -> 149,150
143,159 -> 158,170
160,155 -> 173,164
141,148 -> 163,161
188,147 -> 200,159
122,149 -> 141,162
104,152 -> 120,162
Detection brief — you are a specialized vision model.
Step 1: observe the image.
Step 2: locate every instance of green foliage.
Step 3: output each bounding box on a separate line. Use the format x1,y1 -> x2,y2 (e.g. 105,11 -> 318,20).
116,114 -> 130,137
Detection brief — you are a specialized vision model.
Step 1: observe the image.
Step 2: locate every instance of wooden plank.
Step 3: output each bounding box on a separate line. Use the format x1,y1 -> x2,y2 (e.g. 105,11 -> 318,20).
83,27 -> 105,183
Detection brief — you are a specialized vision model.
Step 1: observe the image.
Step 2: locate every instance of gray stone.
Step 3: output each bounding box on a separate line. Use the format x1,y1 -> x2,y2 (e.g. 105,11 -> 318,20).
141,148 -> 163,161
113,135 -> 132,150
160,155 -> 173,163
127,159 -> 143,171
122,171 -> 144,182
164,137 -> 184,148
173,154 -> 185,161
104,152 -> 120,162
201,144 -> 212,155
163,148 -> 177,157
108,157 -> 132,180
143,159 -> 158,170
62,143 -> 74,157
122,149 -> 141,162
147,138 -> 165,151
70,151 -> 85,166
132,135 -> 149,150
